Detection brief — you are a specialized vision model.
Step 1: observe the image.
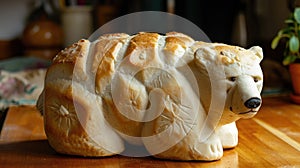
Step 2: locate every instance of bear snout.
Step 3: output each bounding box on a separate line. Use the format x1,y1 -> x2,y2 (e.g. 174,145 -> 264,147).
244,97 -> 261,109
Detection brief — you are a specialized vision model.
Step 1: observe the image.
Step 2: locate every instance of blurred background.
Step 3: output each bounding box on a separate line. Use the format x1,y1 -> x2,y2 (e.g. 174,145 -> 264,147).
0,0 -> 297,96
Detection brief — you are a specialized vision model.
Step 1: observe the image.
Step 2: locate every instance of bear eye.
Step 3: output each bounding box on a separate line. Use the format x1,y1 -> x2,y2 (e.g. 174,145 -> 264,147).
228,77 -> 236,82
253,76 -> 259,82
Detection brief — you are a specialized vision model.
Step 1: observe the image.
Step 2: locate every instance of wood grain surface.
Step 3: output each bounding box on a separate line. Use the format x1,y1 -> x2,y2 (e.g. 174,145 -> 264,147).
1,97 -> 300,167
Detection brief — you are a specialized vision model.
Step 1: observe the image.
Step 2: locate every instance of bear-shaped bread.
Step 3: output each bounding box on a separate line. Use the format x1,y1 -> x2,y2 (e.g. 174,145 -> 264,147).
37,32 -> 263,161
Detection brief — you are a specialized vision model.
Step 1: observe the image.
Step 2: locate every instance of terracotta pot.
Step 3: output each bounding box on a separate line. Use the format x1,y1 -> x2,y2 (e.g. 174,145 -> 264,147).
289,63 -> 300,95
289,63 -> 300,104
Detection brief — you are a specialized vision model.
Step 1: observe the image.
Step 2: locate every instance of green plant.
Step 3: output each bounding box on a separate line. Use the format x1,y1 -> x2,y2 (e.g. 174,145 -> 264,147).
271,7 -> 300,65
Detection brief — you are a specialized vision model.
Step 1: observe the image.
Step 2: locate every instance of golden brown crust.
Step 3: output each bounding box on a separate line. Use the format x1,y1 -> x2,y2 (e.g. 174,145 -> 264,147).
44,79 -> 124,156
214,44 -> 261,65
53,39 -> 89,64
94,39 -> 126,94
166,32 -> 193,40
103,96 -> 145,137
164,36 -> 187,56
125,32 -> 160,67
98,33 -> 130,40
44,80 -> 97,156
45,39 -> 90,84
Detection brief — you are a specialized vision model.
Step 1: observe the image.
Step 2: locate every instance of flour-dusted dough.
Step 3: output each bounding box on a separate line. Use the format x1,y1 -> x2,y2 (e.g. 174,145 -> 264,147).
37,32 -> 264,160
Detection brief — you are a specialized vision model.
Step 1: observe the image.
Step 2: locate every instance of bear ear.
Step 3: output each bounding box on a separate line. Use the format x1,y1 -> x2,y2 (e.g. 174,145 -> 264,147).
249,46 -> 263,62
194,46 -> 218,66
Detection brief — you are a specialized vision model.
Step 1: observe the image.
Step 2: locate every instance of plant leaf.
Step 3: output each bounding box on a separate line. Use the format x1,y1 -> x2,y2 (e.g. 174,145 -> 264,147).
278,29 -> 286,36
294,8 -> 300,24
271,36 -> 282,49
283,55 -> 297,65
289,35 -> 299,52
285,19 -> 294,24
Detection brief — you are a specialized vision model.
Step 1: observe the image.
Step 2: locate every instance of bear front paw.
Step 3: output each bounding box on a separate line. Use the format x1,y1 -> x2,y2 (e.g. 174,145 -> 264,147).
217,122 -> 238,149
192,135 -> 223,161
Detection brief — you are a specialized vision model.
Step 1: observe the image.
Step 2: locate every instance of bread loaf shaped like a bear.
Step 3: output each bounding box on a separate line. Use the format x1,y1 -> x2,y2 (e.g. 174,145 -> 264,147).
37,32 -> 263,161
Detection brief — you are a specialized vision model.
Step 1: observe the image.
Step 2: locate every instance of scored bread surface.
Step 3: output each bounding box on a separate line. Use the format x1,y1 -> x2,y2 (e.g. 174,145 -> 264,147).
39,32 -> 201,157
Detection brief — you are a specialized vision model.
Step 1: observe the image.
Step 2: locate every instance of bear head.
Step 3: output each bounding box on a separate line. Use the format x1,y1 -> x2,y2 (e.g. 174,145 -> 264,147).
194,43 -> 263,125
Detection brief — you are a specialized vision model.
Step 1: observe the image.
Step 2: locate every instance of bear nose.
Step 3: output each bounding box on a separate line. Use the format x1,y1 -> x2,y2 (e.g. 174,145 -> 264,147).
244,97 -> 261,109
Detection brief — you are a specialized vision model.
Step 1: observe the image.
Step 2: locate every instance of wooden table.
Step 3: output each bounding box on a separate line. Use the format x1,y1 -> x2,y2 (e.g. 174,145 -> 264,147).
1,97 -> 300,167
